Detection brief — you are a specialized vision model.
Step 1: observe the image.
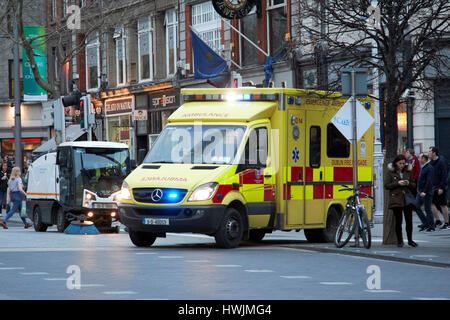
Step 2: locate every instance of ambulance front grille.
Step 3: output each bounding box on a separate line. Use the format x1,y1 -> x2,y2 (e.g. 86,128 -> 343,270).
132,188 -> 188,204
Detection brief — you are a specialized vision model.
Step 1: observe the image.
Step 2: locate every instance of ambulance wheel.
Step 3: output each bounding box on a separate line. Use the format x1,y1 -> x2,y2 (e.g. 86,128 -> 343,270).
304,207 -> 340,243
33,206 -> 48,232
248,229 -> 266,242
128,229 -> 157,247
56,207 -> 69,233
215,208 -> 243,249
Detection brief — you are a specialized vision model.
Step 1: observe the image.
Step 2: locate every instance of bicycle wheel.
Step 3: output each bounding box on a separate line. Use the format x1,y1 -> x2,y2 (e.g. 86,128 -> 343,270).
334,209 -> 356,248
358,207 -> 371,249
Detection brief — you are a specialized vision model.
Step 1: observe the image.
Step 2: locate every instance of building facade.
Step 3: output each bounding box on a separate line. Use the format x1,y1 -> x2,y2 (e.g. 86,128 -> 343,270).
0,0 -> 50,167
40,0 -> 449,162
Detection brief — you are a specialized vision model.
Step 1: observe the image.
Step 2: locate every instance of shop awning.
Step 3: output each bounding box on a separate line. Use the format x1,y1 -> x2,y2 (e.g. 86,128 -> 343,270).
32,124 -> 85,154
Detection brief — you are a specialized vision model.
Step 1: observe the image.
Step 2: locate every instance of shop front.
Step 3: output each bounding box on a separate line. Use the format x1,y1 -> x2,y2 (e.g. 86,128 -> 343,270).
105,96 -> 135,157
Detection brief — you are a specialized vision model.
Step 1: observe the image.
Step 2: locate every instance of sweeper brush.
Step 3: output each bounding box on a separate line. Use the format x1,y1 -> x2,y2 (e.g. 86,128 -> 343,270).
64,221 -> 100,235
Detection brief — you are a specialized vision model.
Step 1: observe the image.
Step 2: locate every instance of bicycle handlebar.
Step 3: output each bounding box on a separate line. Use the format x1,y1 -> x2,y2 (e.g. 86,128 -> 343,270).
338,185 -> 374,199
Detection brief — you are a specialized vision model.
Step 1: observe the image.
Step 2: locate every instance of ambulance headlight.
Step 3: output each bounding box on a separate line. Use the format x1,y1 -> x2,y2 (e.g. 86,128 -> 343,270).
188,182 -> 219,202
119,181 -> 132,201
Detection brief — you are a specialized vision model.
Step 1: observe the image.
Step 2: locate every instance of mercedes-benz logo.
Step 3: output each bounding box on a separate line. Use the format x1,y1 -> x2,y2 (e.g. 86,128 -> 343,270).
151,189 -> 163,202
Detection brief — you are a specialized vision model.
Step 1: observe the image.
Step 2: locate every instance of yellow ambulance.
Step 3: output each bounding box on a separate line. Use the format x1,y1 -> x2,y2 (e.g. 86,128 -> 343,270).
118,88 -> 374,248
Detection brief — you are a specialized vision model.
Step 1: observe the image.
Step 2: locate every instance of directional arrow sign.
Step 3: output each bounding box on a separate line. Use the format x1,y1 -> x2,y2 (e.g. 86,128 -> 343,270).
331,97 -> 374,142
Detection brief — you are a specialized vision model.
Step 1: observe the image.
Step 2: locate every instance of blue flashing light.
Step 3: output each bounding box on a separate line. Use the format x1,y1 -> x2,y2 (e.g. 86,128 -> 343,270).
168,193 -> 179,199
242,94 -> 251,101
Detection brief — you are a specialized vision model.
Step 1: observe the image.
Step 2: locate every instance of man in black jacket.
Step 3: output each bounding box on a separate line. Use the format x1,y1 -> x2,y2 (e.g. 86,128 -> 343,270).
415,154 -> 435,232
428,147 -> 449,230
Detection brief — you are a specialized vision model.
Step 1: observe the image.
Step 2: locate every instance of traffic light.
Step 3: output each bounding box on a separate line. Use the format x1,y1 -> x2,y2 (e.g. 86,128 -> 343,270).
79,97 -> 86,129
79,95 -> 94,130
231,71 -> 242,88
62,91 -> 81,109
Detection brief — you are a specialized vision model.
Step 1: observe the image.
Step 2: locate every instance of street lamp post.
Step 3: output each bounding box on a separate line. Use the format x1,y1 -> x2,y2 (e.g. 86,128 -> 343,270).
13,16 -> 22,171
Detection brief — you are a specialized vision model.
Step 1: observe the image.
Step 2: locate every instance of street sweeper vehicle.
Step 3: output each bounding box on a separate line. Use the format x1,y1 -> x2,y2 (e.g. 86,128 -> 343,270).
26,141 -> 131,233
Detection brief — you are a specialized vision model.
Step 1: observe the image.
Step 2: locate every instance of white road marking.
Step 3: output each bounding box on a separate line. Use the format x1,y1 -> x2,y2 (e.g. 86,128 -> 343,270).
365,289 -> 400,293
20,272 -> 49,275
413,297 -> 450,300
0,267 -> 25,270
79,284 -> 105,288
185,260 -> 211,263
214,265 -> 242,267
245,270 -> 274,273
320,282 -> 353,285
135,252 -> 157,255
158,256 -> 183,259
102,291 -> 138,295
409,255 -> 438,258
280,275 -> 311,279
44,278 -> 67,281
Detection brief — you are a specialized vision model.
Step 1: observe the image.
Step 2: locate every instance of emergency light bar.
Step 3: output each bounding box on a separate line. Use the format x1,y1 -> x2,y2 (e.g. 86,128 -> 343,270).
182,93 -> 279,102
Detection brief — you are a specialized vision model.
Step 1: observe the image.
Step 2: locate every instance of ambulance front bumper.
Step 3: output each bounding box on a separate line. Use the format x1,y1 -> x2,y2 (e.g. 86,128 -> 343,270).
118,203 -> 227,234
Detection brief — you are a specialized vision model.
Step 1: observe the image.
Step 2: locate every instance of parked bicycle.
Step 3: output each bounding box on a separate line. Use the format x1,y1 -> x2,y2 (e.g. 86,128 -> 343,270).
334,185 -> 373,249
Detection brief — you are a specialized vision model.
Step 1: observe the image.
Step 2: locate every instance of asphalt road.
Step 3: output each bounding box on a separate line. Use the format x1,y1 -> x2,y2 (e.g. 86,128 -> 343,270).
0,225 -> 449,300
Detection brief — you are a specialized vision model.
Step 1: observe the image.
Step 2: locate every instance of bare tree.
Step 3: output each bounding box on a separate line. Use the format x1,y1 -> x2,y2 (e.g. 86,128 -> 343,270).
296,0 -> 450,159
0,0 -> 132,98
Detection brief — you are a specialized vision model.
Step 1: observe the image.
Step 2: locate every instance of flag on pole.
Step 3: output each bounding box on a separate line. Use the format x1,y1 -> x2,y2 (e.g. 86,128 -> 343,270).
191,29 -> 227,79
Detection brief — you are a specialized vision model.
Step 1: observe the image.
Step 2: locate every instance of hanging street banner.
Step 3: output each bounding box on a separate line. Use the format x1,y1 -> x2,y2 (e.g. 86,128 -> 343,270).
23,26 -> 48,101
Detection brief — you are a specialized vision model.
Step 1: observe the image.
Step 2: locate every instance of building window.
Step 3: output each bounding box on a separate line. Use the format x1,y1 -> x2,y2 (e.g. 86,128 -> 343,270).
191,2 -> 222,53
52,0 -> 57,20
327,123 -> 350,158
85,34 -> 100,91
63,0 -> 68,17
165,9 -> 178,77
138,17 -> 154,82
239,7 -> 257,67
267,0 -> 287,58
114,27 -> 127,86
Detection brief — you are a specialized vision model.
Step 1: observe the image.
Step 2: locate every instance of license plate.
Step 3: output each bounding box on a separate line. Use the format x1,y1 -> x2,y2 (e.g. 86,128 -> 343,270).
142,218 -> 169,226
92,203 -> 117,209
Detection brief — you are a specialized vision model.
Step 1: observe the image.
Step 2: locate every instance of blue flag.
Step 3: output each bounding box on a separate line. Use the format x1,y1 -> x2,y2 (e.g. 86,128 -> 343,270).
191,29 -> 227,79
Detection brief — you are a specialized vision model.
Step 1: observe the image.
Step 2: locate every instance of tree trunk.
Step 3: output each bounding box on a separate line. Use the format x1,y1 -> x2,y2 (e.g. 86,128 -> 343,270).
384,99 -> 399,160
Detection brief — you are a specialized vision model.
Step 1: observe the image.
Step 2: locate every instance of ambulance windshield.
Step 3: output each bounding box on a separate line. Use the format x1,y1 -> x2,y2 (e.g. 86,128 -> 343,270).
144,125 -> 246,165
73,147 -> 130,197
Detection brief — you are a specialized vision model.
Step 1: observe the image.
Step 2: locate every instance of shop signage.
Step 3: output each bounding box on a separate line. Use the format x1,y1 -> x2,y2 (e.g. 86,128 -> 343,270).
133,109 -> 148,121
105,97 -> 133,115
149,91 -> 179,109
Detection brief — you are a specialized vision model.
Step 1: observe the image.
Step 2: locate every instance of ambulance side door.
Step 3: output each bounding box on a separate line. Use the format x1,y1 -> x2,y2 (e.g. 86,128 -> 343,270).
285,109 -> 306,226
305,113 -> 325,225
237,125 -> 274,229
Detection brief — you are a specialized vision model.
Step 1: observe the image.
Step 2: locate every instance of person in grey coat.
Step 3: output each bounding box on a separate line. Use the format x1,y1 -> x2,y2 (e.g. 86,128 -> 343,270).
415,153 -> 435,232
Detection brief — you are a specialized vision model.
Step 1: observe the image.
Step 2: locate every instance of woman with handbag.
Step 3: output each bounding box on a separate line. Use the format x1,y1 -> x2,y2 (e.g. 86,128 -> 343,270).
0,167 -> 31,229
384,154 -> 418,247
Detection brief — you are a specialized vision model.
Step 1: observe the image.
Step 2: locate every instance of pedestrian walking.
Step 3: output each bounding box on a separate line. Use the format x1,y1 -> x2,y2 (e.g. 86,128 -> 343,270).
0,162 -> 9,214
428,146 -> 449,230
0,167 -> 31,229
384,154 -> 418,247
406,149 -> 420,189
415,153 -> 435,232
